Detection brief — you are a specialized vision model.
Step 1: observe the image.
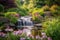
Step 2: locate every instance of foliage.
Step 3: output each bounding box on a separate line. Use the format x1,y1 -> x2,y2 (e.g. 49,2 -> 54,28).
8,8 -> 28,16
31,5 -> 50,20
0,33 -> 20,40
34,0 -> 60,7
4,12 -> 18,23
16,0 -> 25,7
50,5 -> 58,12
43,5 -> 50,11
0,4 -> 4,12
50,5 -> 60,16
33,17 -> 42,24
31,8 -> 44,20
35,0 -> 46,8
16,0 -> 35,9
7,33 -> 20,40
0,19 -> 4,26
45,0 -> 60,6
42,18 -> 60,40
56,6 -> 60,14
0,32 -> 34,40
0,1 -> 60,40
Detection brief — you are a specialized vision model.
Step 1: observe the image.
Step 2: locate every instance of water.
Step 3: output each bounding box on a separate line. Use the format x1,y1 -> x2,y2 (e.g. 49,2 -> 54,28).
17,16 -> 34,28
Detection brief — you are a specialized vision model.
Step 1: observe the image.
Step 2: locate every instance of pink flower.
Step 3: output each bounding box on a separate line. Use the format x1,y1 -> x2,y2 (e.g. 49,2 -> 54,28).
0,32 -> 6,37
36,35 -> 40,39
18,30 -> 23,34
28,34 -> 34,39
0,32 -> 2,36
42,35 -> 47,38
13,30 -> 23,35
15,14 -> 19,17
41,32 -> 47,38
13,31 -> 19,35
48,37 -> 52,40
1,33 -> 6,37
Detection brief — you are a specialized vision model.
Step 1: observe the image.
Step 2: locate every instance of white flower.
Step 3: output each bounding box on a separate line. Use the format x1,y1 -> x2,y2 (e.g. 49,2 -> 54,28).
23,29 -> 31,36
20,38 -> 25,40
41,32 -> 46,36
5,28 -> 13,31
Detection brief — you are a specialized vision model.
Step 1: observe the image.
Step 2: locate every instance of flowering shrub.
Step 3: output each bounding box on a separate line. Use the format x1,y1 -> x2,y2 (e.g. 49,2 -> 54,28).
0,27 -> 52,40
0,32 -> 51,40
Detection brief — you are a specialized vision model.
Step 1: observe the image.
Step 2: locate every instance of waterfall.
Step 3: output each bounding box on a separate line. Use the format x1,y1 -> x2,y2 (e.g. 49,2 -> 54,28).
17,16 -> 34,28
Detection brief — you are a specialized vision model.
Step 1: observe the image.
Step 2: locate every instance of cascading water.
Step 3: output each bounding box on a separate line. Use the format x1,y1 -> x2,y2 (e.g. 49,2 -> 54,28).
17,16 -> 34,28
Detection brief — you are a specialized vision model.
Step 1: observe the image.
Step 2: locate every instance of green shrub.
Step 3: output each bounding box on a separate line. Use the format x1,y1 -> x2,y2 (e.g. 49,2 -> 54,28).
8,8 -> 28,16
42,18 -> 60,40
4,12 -> 18,23
33,17 -> 42,24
